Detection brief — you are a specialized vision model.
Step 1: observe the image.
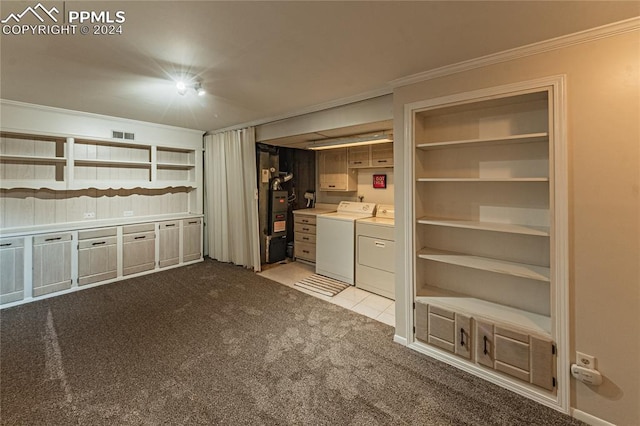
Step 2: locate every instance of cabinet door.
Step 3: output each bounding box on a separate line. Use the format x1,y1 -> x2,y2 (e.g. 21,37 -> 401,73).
530,336 -> 556,391
348,146 -> 370,168
318,149 -> 355,191
0,238 -> 24,304
183,218 -> 202,262
455,313 -> 472,359
159,221 -> 180,268
33,234 -> 72,297
427,305 -> 455,353
476,320 -> 495,368
371,143 -> 393,167
78,236 -> 117,285
123,231 -> 156,276
494,329 -> 530,383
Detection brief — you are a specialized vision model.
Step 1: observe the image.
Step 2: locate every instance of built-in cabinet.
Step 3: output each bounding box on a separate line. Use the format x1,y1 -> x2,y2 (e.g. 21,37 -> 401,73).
0,101 -> 205,308
317,148 -> 357,191
405,77 -> 567,406
348,142 -> 393,168
293,213 -> 318,262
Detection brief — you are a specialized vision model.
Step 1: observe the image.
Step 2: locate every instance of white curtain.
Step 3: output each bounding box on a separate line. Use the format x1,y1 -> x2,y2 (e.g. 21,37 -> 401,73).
204,127 -> 261,271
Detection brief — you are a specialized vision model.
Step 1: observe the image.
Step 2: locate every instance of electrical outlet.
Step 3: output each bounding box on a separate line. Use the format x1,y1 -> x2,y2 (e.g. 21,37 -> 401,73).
123,210 -> 134,217
576,351 -> 596,369
83,212 -> 95,219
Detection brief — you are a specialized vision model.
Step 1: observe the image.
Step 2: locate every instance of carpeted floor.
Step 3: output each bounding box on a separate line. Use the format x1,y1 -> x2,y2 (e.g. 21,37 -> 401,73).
0,259 -> 583,425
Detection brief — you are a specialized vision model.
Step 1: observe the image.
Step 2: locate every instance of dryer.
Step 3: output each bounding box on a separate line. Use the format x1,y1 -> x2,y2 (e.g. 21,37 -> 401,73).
316,201 -> 376,284
356,204 -> 395,299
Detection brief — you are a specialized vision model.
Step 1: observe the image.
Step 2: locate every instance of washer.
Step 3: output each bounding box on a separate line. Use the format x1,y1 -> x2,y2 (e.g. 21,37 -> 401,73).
316,201 -> 376,284
356,204 -> 395,299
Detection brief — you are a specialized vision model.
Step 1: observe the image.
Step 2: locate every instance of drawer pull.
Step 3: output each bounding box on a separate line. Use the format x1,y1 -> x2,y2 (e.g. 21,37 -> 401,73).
302,250 -> 310,254
460,328 -> 465,347
302,237 -> 309,241
302,227 -> 309,232
378,160 -> 388,163
0,243 -> 12,247
92,241 -> 106,246
483,336 -> 489,355
134,236 -> 146,240
188,221 -> 199,225
165,224 -> 176,227
374,241 -> 385,248
45,237 -> 62,242
328,185 -> 335,188
353,161 -> 362,164
301,219 -> 309,223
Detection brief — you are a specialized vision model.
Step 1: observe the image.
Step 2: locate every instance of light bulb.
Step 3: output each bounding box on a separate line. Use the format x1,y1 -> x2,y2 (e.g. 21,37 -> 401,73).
197,86 -> 206,96
176,81 -> 187,95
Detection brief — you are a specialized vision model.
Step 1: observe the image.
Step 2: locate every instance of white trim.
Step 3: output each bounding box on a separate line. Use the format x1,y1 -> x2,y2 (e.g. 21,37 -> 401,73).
393,334 -> 407,346
390,17 -> 640,88
571,409 -> 616,426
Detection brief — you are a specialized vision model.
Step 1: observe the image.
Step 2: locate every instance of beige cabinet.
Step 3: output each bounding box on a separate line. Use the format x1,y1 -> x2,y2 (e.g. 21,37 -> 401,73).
293,213 -> 318,263
415,303 -> 472,360
0,237 -> 24,304
32,233 -> 72,297
122,223 -> 156,276
78,228 -> 117,286
159,220 -> 180,268
476,321 -> 556,391
318,148 -> 356,191
183,218 -> 202,262
348,143 -> 394,168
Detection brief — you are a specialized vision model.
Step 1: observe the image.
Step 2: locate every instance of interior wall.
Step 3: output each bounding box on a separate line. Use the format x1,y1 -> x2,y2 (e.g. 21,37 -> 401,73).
392,29 -> 639,425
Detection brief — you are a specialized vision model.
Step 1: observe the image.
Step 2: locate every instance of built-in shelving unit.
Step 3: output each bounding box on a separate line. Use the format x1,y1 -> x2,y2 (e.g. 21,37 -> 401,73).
405,78 -> 567,408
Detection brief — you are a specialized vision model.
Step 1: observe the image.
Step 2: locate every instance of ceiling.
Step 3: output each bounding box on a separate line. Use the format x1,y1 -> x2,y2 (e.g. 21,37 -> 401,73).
1,1 -> 638,133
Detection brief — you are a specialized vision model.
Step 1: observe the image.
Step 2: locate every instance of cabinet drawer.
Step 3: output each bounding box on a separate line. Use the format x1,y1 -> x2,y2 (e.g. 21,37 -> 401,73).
123,231 -> 155,244
78,227 -> 117,240
123,223 -> 155,234
0,237 -> 24,249
294,215 -> 316,225
159,220 -> 179,230
295,233 -> 316,244
78,236 -> 117,249
34,233 -> 72,245
295,242 -> 316,261
294,223 -> 316,235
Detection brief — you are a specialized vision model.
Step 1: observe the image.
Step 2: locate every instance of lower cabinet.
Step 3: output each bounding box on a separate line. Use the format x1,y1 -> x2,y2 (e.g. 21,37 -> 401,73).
78,228 -> 117,286
0,237 -> 24,304
0,215 -> 203,306
159,220 -> 180,268
416,300 -> 555,392
183,218 -> 202,262
122,223 -> 156,276
32,233 -> 72,297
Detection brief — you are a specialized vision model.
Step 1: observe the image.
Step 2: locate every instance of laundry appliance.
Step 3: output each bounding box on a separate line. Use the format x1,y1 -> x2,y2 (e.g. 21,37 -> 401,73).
316,201 -> 376,284
356,204 -> 395,299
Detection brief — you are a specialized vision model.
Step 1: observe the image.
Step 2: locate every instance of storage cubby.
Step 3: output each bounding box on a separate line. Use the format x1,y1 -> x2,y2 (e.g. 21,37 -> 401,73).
407,80 -> 566,402
0,133 -> 66,189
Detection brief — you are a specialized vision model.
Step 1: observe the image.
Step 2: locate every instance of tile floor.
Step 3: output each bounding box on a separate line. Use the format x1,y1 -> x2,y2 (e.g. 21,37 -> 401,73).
258,261 -> 395,327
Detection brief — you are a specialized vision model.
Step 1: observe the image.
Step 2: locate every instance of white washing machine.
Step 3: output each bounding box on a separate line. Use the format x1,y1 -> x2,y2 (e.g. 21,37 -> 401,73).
356,204 -> 395,299
316,201 -> 377,284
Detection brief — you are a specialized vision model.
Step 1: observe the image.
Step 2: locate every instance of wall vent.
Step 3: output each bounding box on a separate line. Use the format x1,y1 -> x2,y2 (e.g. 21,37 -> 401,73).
112,131 -> 135,140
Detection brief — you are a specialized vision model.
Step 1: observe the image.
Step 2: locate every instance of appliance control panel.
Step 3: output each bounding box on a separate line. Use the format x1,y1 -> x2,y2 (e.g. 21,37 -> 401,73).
336,201 -> 377,214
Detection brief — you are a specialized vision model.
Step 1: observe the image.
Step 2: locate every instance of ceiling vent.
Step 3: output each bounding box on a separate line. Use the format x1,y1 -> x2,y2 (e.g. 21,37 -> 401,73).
112,131 -> 135,140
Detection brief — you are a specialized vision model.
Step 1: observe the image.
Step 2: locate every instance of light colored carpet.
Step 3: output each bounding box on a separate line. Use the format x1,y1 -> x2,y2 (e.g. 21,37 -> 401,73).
294,274 -> 349,296
0,259 -> 584,425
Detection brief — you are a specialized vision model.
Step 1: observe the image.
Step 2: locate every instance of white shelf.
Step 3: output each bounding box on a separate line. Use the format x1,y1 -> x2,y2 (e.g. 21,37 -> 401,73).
417,177 -> 549,182
0,180 -> 67,191
0,155 -> 66,164
416,132 -> 548,150
417,217 -> 549,236
156,162 -> 195,169
415,290 -> 551,335
74,158 -> 151,167
417,247 -> 550,282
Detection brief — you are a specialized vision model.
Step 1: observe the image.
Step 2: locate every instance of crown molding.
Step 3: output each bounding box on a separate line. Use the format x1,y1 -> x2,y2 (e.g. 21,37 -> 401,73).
390,16 -> 640,88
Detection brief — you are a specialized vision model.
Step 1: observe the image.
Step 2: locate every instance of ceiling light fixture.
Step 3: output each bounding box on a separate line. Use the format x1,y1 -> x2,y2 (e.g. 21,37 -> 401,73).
307,131 -> 393,150
175,74 -> 205,96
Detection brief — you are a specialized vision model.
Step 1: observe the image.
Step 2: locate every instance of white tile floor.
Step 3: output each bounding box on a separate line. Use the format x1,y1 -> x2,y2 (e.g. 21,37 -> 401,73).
258,261 -> 395,327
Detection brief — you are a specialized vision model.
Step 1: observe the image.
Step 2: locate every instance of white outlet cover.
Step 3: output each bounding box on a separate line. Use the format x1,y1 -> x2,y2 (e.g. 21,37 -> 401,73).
123,211 -> 134,216
83,212 -> 95,219
576,351 -> 596,369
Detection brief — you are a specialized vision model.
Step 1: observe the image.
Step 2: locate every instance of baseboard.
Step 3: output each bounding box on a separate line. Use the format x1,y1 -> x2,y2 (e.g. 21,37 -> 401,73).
393,335 -> 407,346
571,408 -> 615,426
